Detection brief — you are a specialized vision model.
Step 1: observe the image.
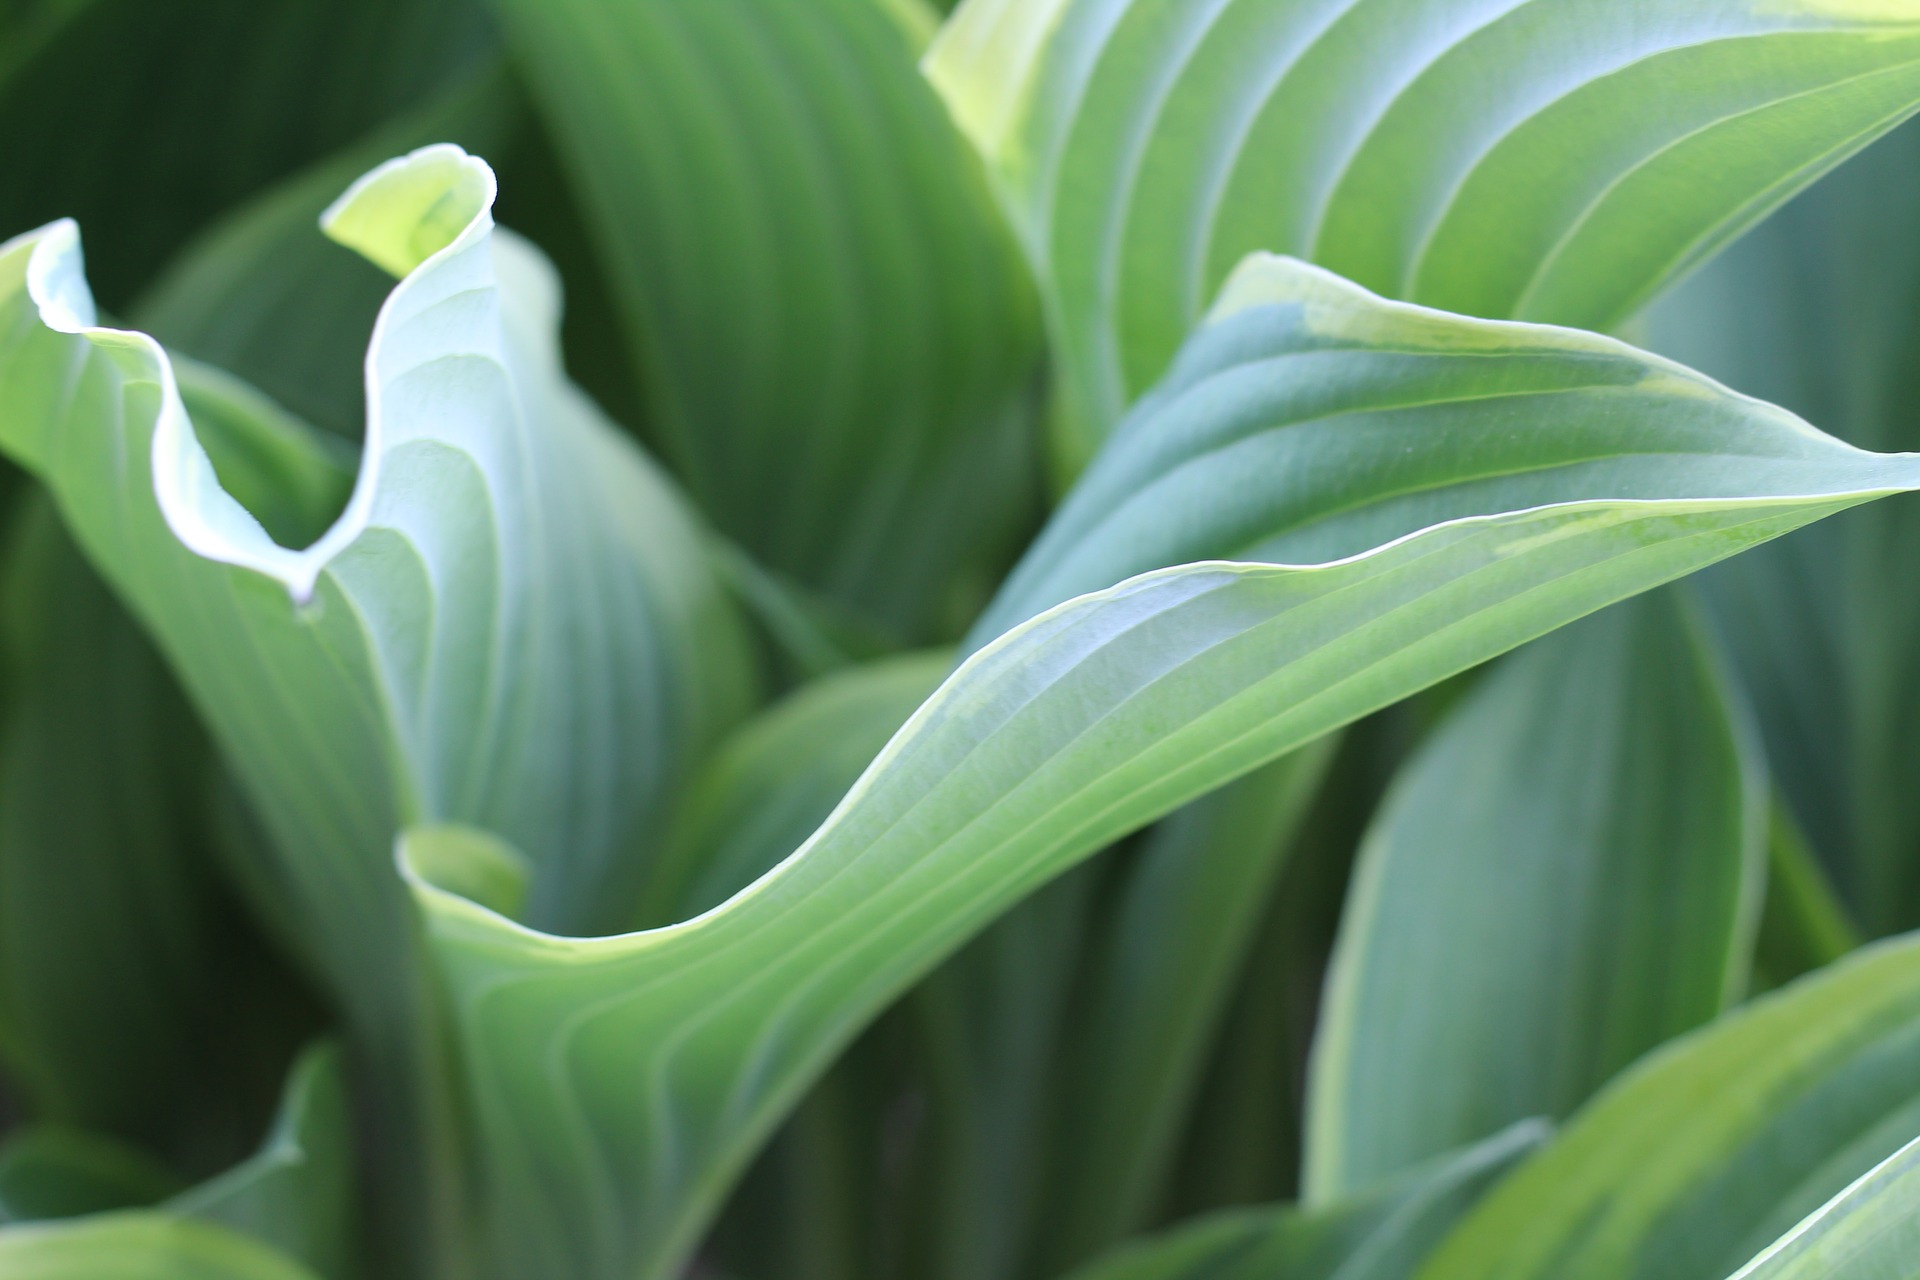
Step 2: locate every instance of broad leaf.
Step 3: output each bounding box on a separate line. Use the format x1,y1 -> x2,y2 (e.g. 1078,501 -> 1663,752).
0,1214 -> 321,1280
1648,117 -> 1920,934
969,253 -> 1919,647
1724,1133 -> 1920,1279
1305,589 -> 1764,1199
1417,934 -> 1920,1280
498,0 -> 1045,638
1057,1120 -> 1543,1280
0,146 -> 757,1268
389,252 -> 1920,1280
928,0 -> 1920,466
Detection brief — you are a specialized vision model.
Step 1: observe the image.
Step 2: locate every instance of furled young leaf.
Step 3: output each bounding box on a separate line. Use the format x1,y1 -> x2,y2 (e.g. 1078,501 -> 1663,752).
385,246 -> 1920,1279
928,0 -> 1920,467
1417,934 -> 1920,1280
171,1045 -> 356,1280
497,0 -> 1045,639
1058,1120 -> 1543,1280
131,63 -> 521,440
1648,117 -> 1920,935
1723,1133 -> 1920,1279
1305,589 -> 1765,1200
0,1214 -> 321,1280
1038,741 -> 1339,1271
0,146 -> 757,1271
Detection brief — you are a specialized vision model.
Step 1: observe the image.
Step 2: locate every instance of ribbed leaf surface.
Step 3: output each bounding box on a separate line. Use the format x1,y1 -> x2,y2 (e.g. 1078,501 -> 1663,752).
387,247 -> 1920,1280
499,0 -> 1045,638
929,0 -> 1920,463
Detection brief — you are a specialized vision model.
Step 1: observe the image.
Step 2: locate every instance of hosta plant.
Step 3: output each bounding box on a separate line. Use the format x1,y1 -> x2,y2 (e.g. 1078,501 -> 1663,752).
6,1 -> 1920,1278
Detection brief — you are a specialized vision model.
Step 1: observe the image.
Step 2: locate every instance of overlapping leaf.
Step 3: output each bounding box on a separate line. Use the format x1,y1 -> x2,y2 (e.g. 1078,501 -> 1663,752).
1648,117 -> 1920,934
1039,743 -> 1338,1270
1724,1133 -> 1920,1279
498,0 -> 1045,638
1418,934 -> 1920,1280
0,146 -> 757,1270
394,259 -> 1920,1278
1055,1120 -> 1542,1280
0,1215 -> 320,1280
929,0 -> 1920,467
1305,590 -> 1764,1199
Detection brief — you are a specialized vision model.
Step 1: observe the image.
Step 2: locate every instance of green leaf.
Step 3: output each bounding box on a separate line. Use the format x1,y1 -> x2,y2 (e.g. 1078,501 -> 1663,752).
929,0 -> 1920,468
0,146 -> 758,1270
0,0 -> 495,310
1752,797 -> 1862,991
387,252 -> 1920,1279
0,1130 -> 181,1224
497,0 -> 1046,638
172,1044 -> 357,1280
0,490 -> 320,1170
1038,740 -> 1339,1270
968,251 -> 1920,647
0,496 -> 221,1139
641,651 -> 950,924
1723,1133 -> 1920,1279
131,63 -> 522,441
1304,589 -> 1765,1200
1647,117 -> 1920,934
1057,1120 -> 1543,1280
0,1214 -> 322,1280
1417,934 -> 1920,1280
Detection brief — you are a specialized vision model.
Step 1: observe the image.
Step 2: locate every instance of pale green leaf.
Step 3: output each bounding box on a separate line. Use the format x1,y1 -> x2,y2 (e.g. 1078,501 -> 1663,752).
1305,589 -> 1765,1199
929,0 -> 1920,467
498,0 -> 1045,638
1057,1120 -> 1543,1280
1724,1133 -> 1920,1280
0,146 -> 757,1269
969,252 -> 1919,647
131,63 -> 521,440
388,251 -> 1920,1280
1417,934 -> 1920,1280
0,1214 -> 322,1280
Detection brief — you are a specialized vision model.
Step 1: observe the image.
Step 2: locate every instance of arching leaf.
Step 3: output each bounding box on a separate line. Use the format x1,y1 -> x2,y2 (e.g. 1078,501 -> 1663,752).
381,251 -> 1920,1280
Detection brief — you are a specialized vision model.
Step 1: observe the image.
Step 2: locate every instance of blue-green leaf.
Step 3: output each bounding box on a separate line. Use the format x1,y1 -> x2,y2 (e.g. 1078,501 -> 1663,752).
1305,589 -> 1764,1199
